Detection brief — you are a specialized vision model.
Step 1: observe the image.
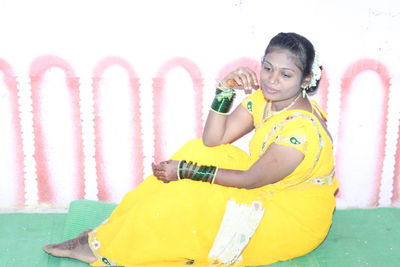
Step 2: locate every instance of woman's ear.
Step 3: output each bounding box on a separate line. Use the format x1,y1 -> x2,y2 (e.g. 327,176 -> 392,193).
301,73 -> 312,88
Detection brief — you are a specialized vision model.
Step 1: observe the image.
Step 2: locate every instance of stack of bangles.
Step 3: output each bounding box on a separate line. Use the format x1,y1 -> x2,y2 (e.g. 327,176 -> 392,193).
210,81 -> 236,114
177,160 -> 218,184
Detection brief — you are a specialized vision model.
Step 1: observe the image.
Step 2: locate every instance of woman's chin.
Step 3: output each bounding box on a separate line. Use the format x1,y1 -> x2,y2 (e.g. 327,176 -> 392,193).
262,90 -> 278,101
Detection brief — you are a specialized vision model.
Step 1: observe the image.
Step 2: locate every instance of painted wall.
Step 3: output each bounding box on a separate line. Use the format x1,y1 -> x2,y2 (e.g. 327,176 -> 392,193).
0,0 -> 399,209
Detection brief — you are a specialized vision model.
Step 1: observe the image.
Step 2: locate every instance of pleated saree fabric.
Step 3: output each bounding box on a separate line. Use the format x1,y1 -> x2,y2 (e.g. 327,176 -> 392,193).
88,90 -> 338,267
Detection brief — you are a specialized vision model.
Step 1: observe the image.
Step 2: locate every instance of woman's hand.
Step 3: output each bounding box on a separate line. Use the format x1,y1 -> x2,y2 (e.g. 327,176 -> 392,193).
152,160 -> 180,183
221,67 -> 259,94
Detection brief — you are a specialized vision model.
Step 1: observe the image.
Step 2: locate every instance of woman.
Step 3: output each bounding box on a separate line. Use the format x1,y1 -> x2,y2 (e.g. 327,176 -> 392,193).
44,32 -> 338,267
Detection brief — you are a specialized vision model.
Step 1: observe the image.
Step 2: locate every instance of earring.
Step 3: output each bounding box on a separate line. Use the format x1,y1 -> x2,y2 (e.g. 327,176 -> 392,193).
302,87 -> 307,98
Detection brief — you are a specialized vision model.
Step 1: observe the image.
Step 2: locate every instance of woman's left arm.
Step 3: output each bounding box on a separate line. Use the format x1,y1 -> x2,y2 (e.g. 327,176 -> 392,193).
152,143 -> 304,189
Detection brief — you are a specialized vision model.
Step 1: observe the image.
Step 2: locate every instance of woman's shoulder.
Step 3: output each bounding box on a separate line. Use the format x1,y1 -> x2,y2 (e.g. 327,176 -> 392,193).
241,90 -> 265,113
246,89 -> 265,100
276,109 -> 332,145
271,109 -> 324,138
241,90 -> 266,127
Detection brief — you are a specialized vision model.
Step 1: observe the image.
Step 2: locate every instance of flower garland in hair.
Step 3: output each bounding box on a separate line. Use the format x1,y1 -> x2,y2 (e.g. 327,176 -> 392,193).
309,52 -> 322,88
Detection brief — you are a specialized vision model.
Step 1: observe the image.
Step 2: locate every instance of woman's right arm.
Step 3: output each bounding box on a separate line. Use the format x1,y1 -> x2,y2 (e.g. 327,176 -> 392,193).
202,67 -> 259,147
202,104 -> 253,146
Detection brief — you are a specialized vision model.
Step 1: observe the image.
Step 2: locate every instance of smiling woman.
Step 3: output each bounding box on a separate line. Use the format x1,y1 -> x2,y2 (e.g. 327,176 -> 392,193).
43,32 -> 338,267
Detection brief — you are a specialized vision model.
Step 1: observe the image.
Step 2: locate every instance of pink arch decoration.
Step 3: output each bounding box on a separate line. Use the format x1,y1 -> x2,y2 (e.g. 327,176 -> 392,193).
30,55 -> 84,203
93,57 -> 144,201
316,68 -> 329,112
336,59 -> 391,207
392,121 -> 400,206
0,59 -> 25,205
217,57 -> 260,81
153,57 -> 203,162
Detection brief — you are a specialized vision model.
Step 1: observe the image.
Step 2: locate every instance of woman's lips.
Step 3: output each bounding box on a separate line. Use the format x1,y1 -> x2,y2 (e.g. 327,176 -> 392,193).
263,85 -> 279,94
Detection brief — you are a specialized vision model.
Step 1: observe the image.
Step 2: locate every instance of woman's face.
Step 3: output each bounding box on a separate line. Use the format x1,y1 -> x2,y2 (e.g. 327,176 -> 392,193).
260,48 -> 305,102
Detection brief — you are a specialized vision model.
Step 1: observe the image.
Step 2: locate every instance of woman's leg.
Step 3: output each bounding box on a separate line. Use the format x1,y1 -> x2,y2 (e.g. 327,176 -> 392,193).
43,139 -> 250,264
43,230 -> 97,264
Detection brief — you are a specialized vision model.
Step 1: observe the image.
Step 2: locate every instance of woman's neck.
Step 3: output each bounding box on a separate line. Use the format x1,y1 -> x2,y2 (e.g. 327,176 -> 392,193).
270,92 -> 302,112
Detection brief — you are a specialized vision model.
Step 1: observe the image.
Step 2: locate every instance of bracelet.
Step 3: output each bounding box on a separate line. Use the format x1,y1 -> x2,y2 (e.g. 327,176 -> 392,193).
188,161 -> 197,178
177,160 -> 186,180
178,161 -> 217,183
211,87 -> 236,114
211,167 -> 218,184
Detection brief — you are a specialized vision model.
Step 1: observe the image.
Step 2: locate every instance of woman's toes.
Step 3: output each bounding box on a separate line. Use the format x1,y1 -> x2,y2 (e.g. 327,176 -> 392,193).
43,244 -> 60,256
42,244 -> 52,254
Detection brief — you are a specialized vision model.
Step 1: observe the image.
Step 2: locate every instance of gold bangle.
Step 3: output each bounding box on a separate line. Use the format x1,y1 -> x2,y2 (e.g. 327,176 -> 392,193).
210,108 -> 230,115
177,160 -> 183,180
211,167 -> 218,184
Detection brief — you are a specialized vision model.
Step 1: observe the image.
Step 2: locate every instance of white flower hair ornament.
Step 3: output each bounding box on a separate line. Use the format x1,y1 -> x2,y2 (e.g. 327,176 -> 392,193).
309,52 -> 322,88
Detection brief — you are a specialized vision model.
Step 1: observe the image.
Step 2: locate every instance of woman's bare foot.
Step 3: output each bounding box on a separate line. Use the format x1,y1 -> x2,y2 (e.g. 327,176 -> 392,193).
43,230 -> 97,264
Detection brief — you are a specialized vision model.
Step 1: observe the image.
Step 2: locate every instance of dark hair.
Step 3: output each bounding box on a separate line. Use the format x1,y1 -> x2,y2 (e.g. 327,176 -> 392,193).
264,32 -> 321,94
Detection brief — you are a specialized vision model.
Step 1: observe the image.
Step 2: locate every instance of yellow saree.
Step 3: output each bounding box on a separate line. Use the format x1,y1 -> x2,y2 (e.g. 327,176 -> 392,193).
88,90 -> 338,267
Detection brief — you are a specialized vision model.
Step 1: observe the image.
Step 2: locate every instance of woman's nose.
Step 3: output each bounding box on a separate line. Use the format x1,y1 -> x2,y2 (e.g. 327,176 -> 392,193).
268,73 -> 278,84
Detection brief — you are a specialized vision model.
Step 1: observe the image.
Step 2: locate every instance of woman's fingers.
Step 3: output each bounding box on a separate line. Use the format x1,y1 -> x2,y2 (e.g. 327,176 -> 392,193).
152,160 -> 180,183
248,68 -> 259,89
152,161 -> 176,183
152,162 -> 165,177
236,68 -> 252,91
238,67 -> 259,91
222,67 -> 259,94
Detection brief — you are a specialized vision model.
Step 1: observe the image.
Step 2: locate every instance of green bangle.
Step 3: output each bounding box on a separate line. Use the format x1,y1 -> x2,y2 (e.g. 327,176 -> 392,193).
180,162 -> 217,183
206,166 -> 217,183
188,162 -> 197,178
211,88 -> 236,114
184,161 -> 193,177
211,167 -> 218,184
204,166 -> 213,182
195,165 -> 217,183
201,166 -> 209,182
178,160 -> 186,180
194,165 -> 206,181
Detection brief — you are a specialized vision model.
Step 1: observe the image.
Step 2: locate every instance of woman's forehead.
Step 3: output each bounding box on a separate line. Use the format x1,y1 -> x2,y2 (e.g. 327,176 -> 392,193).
264,48 -> 303,71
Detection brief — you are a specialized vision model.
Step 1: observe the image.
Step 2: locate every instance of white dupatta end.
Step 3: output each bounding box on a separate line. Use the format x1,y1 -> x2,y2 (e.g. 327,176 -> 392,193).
208,199 -> 265,266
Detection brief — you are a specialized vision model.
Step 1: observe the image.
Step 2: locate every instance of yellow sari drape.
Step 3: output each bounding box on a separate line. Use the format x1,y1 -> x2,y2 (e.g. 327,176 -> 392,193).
88,90 -> 338,267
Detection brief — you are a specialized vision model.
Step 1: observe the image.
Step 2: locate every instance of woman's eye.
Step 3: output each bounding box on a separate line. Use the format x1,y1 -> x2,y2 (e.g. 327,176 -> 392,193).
263,66 -> 272,71
282,73 -> 291,78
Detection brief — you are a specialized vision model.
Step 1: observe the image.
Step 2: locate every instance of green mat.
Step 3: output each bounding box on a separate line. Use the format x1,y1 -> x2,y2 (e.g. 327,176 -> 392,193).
57,201 -> 117,267
266,208 -> 400,267
0,213 -> 66,267
1,201 -> 399,267
60,201 -> 400,267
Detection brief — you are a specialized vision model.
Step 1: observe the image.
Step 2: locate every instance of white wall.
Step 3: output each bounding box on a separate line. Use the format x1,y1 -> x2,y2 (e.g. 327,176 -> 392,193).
0,0 -> 399,210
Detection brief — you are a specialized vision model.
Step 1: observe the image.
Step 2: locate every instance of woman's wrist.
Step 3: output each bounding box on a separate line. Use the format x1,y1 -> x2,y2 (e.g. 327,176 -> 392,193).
177,160 -> 218,184
210,81 -> 236,114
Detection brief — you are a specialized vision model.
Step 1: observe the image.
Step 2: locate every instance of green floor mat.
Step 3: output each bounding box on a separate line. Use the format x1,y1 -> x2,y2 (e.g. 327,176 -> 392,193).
57,200 -> 117,267
267,208 -> 400,267
60,201 -> 400,267
2,202 -> 399,267
315,208 -> 400,266
0,213 -> 66,267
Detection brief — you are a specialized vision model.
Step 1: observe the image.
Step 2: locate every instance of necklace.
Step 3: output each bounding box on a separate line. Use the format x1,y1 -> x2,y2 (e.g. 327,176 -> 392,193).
263,93 -> 302,121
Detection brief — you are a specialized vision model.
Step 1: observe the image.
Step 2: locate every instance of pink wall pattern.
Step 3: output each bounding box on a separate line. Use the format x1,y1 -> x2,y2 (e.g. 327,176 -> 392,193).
30,55 -> 85,203
92,57 -> 144,202
0,59 -> 25,205
336,59 -> 391,207
0,56 -> 398,208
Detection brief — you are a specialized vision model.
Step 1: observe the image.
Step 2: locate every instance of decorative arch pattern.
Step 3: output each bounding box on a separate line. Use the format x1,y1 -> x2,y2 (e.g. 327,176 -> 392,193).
92,57 -> 143,201
30,55 -> 84,203
153,57 -> 203,162
337,59 -> 391,207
